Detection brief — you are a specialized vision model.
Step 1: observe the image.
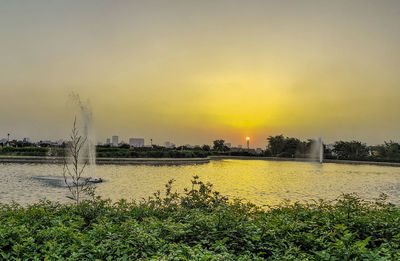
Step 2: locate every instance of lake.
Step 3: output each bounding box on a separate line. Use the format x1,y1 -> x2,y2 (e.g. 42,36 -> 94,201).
1,159 -> 400,206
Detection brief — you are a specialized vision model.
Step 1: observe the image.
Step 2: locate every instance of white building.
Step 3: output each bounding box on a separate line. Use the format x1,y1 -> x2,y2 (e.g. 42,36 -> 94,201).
112,136 -> 119,147
130,138 -> 144,147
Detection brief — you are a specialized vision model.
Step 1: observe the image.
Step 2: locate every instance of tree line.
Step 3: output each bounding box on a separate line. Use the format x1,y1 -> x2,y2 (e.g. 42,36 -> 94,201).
2,135 -> 400,162
266,134 -> 400,162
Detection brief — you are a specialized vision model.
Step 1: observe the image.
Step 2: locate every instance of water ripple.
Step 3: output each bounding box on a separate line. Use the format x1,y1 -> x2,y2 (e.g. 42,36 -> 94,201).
1,160 -> 400,206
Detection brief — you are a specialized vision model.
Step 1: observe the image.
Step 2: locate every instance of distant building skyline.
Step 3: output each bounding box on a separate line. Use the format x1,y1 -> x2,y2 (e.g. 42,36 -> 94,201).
0,131 -> 393,150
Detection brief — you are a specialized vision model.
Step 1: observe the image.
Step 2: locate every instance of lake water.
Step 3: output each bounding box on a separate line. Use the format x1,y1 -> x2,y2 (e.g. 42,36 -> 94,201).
1,159 -> 400,207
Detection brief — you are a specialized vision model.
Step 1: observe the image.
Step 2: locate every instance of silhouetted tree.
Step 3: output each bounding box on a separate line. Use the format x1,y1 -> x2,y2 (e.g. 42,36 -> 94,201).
282,137 -> 300,157
333,141 -> 368,160
267,135 -> 300,157
119,144 -> 130,149
213,140 -> 225,151
372,141 -> 400,161
201,145 -> 211,151
213,140 -> 229,152
267,135 -> 285,156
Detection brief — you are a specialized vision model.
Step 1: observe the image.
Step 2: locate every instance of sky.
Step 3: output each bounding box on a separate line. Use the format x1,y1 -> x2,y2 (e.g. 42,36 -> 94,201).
1,0 -> 400,148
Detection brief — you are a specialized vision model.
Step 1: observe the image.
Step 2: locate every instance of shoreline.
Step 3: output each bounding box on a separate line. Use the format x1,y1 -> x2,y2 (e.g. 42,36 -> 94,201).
0,156 -> 210,165
209,156 -> 400,167
1,155 -> 400,167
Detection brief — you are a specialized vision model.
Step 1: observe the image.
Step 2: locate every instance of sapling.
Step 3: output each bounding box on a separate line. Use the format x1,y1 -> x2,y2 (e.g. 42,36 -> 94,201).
63,117 -> 95,204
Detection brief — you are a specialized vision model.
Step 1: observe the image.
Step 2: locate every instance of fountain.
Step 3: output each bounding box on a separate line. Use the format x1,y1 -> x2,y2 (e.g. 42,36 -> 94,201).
69,93 -> 102,183
318,137 -> 323,164
310,137 -> 323,164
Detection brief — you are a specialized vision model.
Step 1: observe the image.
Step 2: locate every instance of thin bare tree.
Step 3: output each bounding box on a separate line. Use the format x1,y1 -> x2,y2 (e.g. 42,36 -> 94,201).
63,117 -> 89,204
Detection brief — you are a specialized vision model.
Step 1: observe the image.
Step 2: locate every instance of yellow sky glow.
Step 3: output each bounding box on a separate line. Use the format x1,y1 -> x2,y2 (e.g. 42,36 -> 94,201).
1,1 -> 400,147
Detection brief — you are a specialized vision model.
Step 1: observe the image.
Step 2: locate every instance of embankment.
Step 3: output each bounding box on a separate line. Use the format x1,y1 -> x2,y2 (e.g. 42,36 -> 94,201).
0,156 -> 210,165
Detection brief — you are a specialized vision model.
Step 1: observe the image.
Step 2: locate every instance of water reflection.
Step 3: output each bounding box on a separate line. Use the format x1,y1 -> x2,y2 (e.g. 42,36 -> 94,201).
1,160 -> 400,206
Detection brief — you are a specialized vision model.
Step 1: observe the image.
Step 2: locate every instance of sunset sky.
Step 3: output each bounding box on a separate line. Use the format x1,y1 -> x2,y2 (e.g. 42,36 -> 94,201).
1,0 -> 400,147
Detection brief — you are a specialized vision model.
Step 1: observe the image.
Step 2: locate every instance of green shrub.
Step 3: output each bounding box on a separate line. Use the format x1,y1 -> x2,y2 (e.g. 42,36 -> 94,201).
1,177 -> 400,260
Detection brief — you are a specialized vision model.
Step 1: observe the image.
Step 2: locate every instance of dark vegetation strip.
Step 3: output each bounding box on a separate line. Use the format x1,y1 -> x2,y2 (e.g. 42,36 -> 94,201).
2,135 -> 400,163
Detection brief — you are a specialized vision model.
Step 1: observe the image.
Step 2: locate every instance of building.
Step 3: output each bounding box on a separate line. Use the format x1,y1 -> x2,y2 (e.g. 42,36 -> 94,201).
106,138 -> 111,145
237,145 -> 242,149
23,138 -> 30,143
112,136 -> 119,147
164,141 -> 176,148
129,138 -> 145,147
225,143 -> 231,148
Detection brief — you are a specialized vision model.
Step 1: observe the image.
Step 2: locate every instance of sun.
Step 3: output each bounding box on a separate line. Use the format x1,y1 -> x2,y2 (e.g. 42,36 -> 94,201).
246,137 -> 250,141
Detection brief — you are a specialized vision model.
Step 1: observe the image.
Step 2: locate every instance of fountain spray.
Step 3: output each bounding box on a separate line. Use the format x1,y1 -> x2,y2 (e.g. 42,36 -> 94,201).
68,92 -> 96,178
310,137 -> 323,164
318,137 -> 323,164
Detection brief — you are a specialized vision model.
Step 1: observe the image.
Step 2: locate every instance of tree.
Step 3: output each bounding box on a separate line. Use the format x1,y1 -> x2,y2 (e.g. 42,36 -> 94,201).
63,117 -> 93,204
119,143 -> 130,149
333,141 -> 369,160
373,141 -> 400,161
383,141 -> 400,161
193,145 -> 202,150
267,135 -> 285,156
267,135 -> 301,158
213,140 -> 229,151
201,145 -> 211,151
282,137 -> 300,157
213,140 -> 225,151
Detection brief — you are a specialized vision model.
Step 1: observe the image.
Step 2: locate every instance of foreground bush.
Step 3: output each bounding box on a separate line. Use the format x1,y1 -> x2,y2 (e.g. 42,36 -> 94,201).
1,177 -> 400,260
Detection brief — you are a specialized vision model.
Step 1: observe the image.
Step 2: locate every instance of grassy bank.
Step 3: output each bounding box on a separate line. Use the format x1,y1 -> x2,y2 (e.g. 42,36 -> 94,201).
0,147 -> 52,157
96,147 -> 210,158
1,178 -> 400,260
